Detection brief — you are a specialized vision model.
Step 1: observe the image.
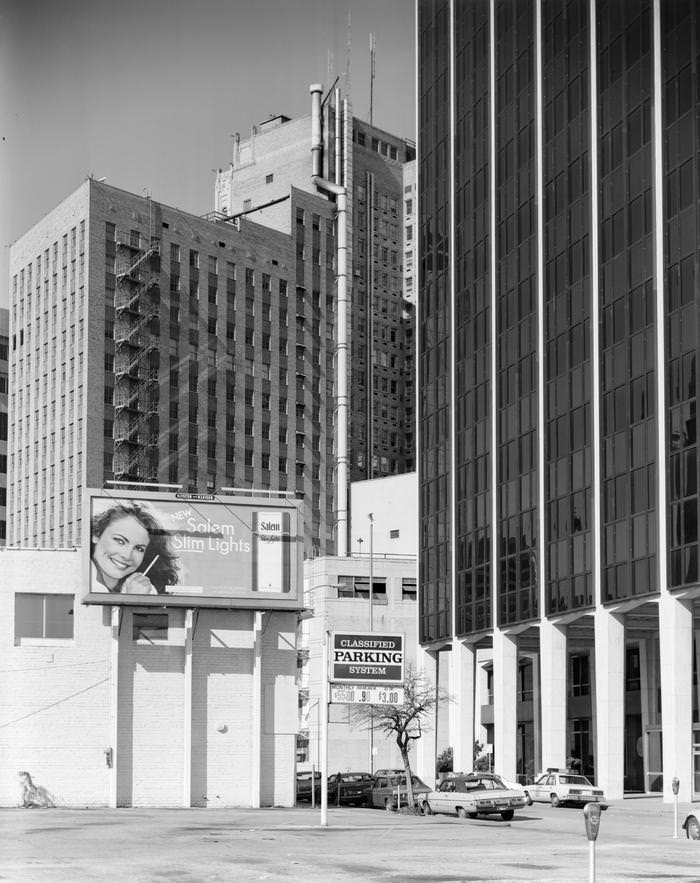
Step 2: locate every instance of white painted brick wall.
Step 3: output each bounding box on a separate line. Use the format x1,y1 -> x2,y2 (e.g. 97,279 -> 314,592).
0,549 -> 112,807
1,550 -> 300,808
191,609 -> 256,808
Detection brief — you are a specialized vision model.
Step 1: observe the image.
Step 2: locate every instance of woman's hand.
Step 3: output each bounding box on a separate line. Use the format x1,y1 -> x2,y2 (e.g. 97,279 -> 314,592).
122,573 -> 157,594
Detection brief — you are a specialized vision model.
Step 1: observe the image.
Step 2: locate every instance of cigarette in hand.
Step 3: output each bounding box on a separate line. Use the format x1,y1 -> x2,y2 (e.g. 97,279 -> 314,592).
142,554 -> 159,576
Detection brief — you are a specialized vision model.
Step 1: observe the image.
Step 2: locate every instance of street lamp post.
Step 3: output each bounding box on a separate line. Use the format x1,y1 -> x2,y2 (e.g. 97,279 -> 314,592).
368,513 -> 375,774
368,514 -> 374,630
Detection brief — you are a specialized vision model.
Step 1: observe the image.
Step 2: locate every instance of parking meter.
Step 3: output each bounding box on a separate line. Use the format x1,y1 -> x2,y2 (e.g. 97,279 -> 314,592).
672,777 -> 680,838
584,803 -> 601,883
583,802 -> 602,841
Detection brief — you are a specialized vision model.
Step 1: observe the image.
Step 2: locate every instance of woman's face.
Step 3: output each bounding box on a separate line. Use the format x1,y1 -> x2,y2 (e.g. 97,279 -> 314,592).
92,515 -> 150,588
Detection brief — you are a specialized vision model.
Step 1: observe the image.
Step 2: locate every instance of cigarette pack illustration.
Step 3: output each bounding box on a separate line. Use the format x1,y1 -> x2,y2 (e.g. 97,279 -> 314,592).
252,511 -> 291,593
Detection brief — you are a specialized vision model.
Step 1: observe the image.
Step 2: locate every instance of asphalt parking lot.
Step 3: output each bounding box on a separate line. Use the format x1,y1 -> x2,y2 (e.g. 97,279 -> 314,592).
2,797 -> 700,882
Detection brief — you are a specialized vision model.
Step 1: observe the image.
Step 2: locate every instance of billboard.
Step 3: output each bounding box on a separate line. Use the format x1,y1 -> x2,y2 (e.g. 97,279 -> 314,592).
84,490 -> 303,609
330,632 -> 405,685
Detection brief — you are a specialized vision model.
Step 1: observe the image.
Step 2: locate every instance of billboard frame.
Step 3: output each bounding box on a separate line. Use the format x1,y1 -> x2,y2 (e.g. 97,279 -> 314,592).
82,488 -> 304,610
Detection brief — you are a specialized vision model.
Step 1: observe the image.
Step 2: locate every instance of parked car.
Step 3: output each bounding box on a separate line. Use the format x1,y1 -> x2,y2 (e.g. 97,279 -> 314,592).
682,809 -> 700,839
296,770 -> 322,803
422,773 -> 527,821
327,772 -> 374,806
370,772 -> 431,811
525,768 -> 607,808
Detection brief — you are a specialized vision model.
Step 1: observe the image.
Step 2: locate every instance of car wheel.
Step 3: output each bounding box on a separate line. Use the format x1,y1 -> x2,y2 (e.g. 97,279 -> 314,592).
385,798 -> 395,813
524,791 -> 533,806
361,795 -> 370,808
550,794 -> 561,808
686,815 -> 700,840
501,810 -> 514,821
456,806 -> 468,819
422,800 -> 433,815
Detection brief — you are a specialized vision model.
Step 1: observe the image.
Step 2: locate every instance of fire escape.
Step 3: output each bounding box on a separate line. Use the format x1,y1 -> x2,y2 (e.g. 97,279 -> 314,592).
113,232 -> 161,482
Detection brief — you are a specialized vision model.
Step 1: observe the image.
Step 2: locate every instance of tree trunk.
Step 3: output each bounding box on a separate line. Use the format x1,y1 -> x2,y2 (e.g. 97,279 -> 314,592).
398,736 -> 416,809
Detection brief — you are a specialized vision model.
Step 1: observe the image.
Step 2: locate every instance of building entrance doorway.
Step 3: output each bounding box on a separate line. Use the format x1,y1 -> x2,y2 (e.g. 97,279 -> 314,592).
693,726 -> 700,800
516,721 -> 534,784
624,714 -> 644,792
645,728 -> 663,793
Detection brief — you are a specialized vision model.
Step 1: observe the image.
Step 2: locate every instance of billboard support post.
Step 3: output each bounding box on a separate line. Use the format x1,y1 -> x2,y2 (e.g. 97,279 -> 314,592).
251,611 -> 265,809
108,607 -> 120,809
183,608 -> 194,808
321,630 -> 329,827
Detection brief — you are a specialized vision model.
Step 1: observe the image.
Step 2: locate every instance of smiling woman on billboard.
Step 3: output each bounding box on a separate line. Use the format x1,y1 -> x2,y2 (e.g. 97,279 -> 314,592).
90,502 -> 180,594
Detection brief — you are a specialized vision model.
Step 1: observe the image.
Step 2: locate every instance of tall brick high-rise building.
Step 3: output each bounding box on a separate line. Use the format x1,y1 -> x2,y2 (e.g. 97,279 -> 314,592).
8,178 -> 338,555
215,102 -> 417,486
8,93 -> 417,556
0,307 -> 8,545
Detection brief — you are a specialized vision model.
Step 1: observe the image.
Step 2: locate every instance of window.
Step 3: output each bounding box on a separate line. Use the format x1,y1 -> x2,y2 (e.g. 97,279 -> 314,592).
266,174 -> 274,184
570,654 -> 590,696
132,612 -> 168,642
15,593 -> 74,643
625,646 -> 641,692
337,575 -> 387,603
401,578 -> 417,601
518,660 -> 534,702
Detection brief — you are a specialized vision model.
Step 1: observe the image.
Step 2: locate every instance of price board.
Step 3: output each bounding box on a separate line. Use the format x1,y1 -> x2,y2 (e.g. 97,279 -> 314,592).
330,684 -> 405,705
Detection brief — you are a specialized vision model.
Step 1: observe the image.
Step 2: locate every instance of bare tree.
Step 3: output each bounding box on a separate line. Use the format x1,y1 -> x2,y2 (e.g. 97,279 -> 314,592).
350,667 -> 447,810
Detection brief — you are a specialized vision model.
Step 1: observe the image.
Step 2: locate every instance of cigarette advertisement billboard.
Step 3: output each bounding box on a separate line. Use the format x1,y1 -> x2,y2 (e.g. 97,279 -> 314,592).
330,632 -> 405,685
83,489 -> 303,609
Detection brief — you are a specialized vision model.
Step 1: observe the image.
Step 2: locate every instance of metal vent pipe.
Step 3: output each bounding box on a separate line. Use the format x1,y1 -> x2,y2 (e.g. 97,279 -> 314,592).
309,83 -> 348,556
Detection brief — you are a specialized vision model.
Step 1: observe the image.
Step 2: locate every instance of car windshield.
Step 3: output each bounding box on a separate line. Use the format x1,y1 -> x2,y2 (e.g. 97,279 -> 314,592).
560,775 -> 592,785
341,774 -> 371,783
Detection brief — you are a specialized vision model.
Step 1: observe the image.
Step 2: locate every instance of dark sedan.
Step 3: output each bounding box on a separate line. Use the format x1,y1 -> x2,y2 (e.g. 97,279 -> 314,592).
296,771 -> 322,803
327,772 -> 374,806
370,772 -> 431,811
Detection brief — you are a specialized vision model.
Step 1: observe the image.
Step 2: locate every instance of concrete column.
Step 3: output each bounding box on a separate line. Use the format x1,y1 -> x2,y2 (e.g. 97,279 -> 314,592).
539,620 -> 567,770
594,608 -> 625,799
531,650 -> 542,774
449,641 -> 475,773
108,606 -> 120,809
659,592 -> 693,802
415,645 -> 438,785
251,611 -> 264,808
694,629 -> 700,737
493,630 -> 518,781
183,609 -> 194,808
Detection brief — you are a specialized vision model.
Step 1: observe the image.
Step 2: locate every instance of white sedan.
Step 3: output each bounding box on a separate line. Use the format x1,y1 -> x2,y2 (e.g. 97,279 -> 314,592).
421,773 -> 528,821
526,769 -> 606,808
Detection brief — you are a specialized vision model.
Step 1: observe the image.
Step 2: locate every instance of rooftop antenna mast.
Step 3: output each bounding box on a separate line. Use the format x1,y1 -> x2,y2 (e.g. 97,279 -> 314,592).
345,10 -> 352,97
369,32 -> 376,125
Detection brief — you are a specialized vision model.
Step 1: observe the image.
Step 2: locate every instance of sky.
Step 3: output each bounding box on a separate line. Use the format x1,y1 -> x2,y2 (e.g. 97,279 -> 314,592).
0,0 -> 415,309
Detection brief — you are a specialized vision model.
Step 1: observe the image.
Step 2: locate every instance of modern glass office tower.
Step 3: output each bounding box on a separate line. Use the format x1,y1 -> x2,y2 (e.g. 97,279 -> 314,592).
417,0 -> 700,801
